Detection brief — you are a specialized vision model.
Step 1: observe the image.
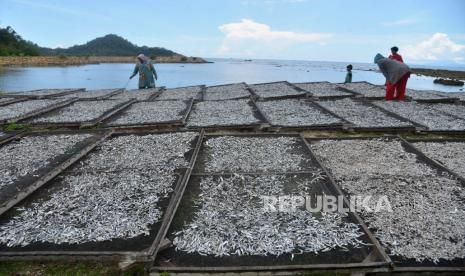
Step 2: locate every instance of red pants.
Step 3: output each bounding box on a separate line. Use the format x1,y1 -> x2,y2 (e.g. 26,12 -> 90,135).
386,73 -> 410,101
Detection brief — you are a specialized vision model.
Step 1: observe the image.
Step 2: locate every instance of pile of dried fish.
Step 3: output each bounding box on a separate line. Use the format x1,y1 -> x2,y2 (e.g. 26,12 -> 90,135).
109,88 -> 159,101
430,103 -> 465,120
30,99 -> 126,123
61,89 -> 120,99
200,136 -> 312,173
0,98 -> 17,104
445,92 -> 465,101
0,171 -> 175,246
338,82 -> 385,98
0,132 -> 197,246
293,82 -> 354,97
413,141 -> 465,178
0,134 -> 91,189
157,86 -> 202,100
257,99 -> 342,126
6,89 -> 81,97
406,89 -> 454,101
187,99 -> 260,127
317,98 -> 412,128
173,174 -> 364,257
0,99 -> 64,121
204,83 -> 250,100
311,138 -> 465,262
250,82 -> 305,98
73,132 -> 197,173
108,101 -> 187,125
373,101 -> 465,130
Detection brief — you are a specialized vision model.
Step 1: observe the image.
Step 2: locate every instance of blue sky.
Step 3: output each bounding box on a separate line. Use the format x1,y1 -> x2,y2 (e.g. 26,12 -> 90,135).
1,0 -> 464,64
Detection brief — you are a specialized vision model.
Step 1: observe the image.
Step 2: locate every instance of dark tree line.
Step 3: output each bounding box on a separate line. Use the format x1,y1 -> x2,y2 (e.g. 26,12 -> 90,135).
0,28 -> 181,57
0,26 -> 40,56
40,34 -> 180,57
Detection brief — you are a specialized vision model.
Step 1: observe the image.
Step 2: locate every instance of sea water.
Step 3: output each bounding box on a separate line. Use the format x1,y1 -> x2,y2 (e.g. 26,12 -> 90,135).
0,58 -> 463,92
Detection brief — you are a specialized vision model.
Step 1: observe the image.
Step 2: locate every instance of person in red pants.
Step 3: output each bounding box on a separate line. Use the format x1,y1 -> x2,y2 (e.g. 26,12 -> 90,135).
389,46 -> 404,63
374,53 -> 411,101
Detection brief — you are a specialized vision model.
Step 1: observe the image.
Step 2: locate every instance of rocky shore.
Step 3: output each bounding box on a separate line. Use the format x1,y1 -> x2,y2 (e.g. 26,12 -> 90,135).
0,55 -> 209,66
411,68 -> 465,80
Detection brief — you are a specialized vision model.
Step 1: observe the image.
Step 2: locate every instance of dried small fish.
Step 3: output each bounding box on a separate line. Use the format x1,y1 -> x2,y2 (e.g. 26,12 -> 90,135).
204,83 -> 251,100
317,98 -> 412,128
31,99 -> 126,123
293,82 -> 354,97
250,82 -> 305,98
429,103 -> 465,120
187,99 -> 260,127
157,86 -> 203,100
0,99 -> 65,121
413,141 -> 465,178
73,132 -> 197,173
0,134 -> 92,189
407,89 -> 454,101
0,171 -> 175,246
60,89 -> 120,99
109,88 -> 159,101
373,100 -> 465,130
0,132 -> 197,246
311,138 -> 465,262
108,100 -> 187,125
173,174 -> 364,257
257,99 -> 342,126
200,136 -> 312,173
338,82 -> 385,98
6,89 -> 81,97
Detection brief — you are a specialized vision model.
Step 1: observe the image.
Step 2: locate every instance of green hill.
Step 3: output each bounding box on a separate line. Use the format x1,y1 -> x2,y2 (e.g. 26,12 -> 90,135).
39,34 -> 180,57
0,26 -> 40,56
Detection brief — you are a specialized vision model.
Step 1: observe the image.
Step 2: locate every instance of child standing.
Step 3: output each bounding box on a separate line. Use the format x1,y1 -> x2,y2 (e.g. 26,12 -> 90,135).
345,64 -> 353,83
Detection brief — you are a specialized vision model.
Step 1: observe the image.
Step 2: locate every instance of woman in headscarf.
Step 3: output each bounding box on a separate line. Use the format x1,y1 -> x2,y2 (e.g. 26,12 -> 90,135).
129,54 -> 158,89
374,53 -> 410,101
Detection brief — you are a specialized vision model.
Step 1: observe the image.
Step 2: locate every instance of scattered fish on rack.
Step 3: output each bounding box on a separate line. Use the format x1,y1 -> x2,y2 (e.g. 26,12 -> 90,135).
373,100 -> 465,131
257,99 -> 343,127
204,83 -> 250,101
173,174 -> 365,257
293,82 -> 353,97
413,141 -> 465,178
30,99 -> 126,123
157,86 -> 203,100
0,132 -> 198,246
317,98 -> 412,128
311,138 -> 465,263
0,134 -> 92,190
0,99 -> 64,121
250,82 -> 304,98
337,82 -> 385,98
200,136 -> 313,173
108,100 -> 187,125
187,99 -> 260,127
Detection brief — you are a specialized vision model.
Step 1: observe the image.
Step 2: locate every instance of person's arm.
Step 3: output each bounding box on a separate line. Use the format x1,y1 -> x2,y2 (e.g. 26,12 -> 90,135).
130,64 -> 139,79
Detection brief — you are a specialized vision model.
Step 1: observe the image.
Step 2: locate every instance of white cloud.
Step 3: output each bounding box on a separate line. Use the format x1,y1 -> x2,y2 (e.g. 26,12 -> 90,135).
403,33 -> 465,61
217,19 -> 332,57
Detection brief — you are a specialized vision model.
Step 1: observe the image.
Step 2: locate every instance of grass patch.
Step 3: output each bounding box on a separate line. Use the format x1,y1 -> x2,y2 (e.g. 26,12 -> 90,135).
0,261 -> 147,276
3,121 -> 31,132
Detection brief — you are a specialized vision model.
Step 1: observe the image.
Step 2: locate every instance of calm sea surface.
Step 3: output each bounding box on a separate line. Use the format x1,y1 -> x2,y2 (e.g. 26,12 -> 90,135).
0,58 -> 463,92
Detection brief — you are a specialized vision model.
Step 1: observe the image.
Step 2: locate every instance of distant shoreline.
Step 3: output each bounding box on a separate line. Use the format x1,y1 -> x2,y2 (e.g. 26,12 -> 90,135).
0,56 -> 210,66
410,68 -> 465,80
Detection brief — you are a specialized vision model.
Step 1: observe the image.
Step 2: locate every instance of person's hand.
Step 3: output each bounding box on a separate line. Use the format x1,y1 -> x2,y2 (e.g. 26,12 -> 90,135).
129,76 -> 133,79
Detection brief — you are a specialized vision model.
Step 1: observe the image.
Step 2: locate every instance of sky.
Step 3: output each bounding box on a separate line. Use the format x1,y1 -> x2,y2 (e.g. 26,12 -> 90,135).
1,0 -> 465,64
